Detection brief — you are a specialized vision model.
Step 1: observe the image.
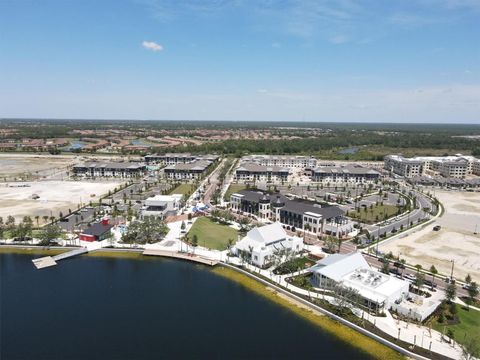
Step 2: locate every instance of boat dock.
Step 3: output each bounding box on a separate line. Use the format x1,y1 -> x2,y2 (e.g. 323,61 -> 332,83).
32,247 -> 89,269
142,249 -> 219,266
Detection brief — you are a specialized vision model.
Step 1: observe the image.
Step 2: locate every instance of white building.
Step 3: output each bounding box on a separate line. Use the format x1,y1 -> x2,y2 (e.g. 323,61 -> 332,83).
311,252 -> 410,311
385,154 -> 478,179
241,155 -> 317,168
232,222 -> 304,268
72,162 -> 146,178
140,194 -> 183,219
311,165 -> 381,184
235,163 -> 290,182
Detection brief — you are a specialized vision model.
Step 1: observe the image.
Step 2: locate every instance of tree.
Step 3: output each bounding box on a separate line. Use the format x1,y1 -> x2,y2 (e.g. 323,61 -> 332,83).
380,257 -> 390,274
414,272 -> 425,293
122,216 -> 169,244
5,215 -> 15,231
34,215 -> 40,227
42,215 -> 49,224
465,274 -> 472,284
323,236 -> 337,253
430,265 -> 438,290
466,282 -> 479,309
38,225 -> 63,246
445,282 -> 457,303
192,234 -> 198,250
181,221 -> 186,231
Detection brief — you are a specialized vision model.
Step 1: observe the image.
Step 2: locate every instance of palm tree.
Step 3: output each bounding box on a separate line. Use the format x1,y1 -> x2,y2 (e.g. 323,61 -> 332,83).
42,215 -> 49,224
34,216 -> 40,228
429,265 -> 438,290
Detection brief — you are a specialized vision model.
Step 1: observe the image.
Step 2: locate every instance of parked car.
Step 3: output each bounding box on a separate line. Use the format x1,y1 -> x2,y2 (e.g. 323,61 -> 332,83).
404,273 -> 416,281
424,279 -> 437,288
433,225 -> 441,231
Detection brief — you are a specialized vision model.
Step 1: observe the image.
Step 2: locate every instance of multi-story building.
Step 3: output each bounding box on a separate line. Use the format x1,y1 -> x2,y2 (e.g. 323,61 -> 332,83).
72,162 -> 146,178
163,160 -> 214,180
473,160 -> 480,176
241,155 -> 317,168
311,165 -> 380,184
145,153 -> 218,165
384,155 -> 425,178
384,154 -> 478,179
230,190 -> 351,237
235,163 -> 290,182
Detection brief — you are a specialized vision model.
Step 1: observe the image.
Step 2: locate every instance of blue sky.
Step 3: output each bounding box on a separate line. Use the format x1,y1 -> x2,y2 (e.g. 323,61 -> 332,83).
0,0 -> 479,123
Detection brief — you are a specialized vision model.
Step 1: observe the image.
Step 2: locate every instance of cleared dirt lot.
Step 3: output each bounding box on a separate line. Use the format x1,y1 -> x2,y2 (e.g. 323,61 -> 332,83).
0,180 -> 121,222
379,190 -> 480,282
0,154 -> 76,179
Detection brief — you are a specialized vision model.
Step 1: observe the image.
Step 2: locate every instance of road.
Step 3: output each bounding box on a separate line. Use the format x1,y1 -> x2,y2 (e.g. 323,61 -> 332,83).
203,159 -> 227,204
366,188 -> 436,239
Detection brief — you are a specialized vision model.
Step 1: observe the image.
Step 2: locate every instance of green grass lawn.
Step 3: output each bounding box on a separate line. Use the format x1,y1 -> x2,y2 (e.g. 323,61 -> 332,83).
431,304 -> 480,346
224,183 -> 246,200
348,204 -> 398,224
169,183 -> 196,195
187,217 -> 238,250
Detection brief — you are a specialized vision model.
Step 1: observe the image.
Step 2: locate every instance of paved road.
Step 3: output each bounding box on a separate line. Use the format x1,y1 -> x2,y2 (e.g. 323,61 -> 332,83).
366,189 -> 435,239
203,159 -> 227,204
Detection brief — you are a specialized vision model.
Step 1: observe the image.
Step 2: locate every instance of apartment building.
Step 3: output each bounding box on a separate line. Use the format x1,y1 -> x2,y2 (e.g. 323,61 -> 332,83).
311,165 -> 380,184
235,163 -> 290,182
163,160 -> 213,180
72,162 -> 146,178
384,154 -> 478,179
145,153 -> 218,165
230,190 -> 350,237
241,155 -> 317,168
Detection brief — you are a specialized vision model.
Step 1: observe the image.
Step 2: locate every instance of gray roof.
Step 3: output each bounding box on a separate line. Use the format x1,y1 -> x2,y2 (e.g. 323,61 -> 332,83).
236,163 -> 290,173
313,165 -> 379,175
234,190 -> 343,219
74,162 -> 145,170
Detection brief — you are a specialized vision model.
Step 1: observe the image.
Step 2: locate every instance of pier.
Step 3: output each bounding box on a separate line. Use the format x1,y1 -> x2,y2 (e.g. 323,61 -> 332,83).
142,249 -> 219,266
32,247 -> 89,269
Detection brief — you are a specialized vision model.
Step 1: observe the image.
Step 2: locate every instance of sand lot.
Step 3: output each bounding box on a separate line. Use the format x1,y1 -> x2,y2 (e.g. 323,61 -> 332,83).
379,190 -> 480,282
0,154 -> 77,179
0,180 -> 121,222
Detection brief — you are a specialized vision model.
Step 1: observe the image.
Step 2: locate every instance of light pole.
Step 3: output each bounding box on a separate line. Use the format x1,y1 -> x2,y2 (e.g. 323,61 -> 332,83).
450,259 -> 455,281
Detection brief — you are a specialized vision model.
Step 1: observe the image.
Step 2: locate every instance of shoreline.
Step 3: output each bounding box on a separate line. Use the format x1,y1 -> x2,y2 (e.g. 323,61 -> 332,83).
212,266 -> 404,360
1,245 -> 403,360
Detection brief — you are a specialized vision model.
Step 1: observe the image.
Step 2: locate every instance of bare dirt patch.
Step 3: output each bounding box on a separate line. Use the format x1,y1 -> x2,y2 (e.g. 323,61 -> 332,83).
379,190 -> 480,281
0,180 -> 121,222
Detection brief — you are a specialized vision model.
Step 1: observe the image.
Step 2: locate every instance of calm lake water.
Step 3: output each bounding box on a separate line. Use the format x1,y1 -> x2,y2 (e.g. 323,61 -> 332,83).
1,253 -> 373,360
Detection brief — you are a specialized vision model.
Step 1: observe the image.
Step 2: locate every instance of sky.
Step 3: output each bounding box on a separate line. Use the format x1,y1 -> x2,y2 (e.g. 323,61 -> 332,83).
0,0 -> 479,123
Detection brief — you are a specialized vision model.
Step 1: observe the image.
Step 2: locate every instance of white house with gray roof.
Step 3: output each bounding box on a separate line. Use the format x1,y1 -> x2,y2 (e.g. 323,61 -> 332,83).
232,222 -> 304,267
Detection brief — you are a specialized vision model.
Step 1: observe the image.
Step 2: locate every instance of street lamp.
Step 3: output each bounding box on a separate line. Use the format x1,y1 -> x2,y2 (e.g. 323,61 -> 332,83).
450,259 -> 455,281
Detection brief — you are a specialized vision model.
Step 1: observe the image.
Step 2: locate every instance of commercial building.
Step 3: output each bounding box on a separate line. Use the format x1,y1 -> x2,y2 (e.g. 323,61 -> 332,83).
145,153 -> 219,165
385,154 -> 478,179
73,162 -> 146,178
311,165 -> 380,184
163,160 -> 214,180
234,163 -> 290,182
241,155 -> 317,168
310,252 -> 410,311
230,190 -> 351,237
140,194 -> 183,219
232,222 -> 304,267
79,219 -> 113,242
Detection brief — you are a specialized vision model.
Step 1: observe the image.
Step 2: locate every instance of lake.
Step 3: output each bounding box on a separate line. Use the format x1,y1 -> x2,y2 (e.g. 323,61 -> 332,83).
1,253 -> 373,359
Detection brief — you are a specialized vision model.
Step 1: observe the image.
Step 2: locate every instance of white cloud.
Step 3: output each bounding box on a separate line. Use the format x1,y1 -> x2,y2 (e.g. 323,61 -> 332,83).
142,40 -> 163,52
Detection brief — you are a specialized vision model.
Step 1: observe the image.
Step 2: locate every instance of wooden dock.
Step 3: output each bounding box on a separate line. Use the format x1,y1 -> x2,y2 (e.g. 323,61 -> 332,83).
32,247 -> 89,269
142,249 -> 219,266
